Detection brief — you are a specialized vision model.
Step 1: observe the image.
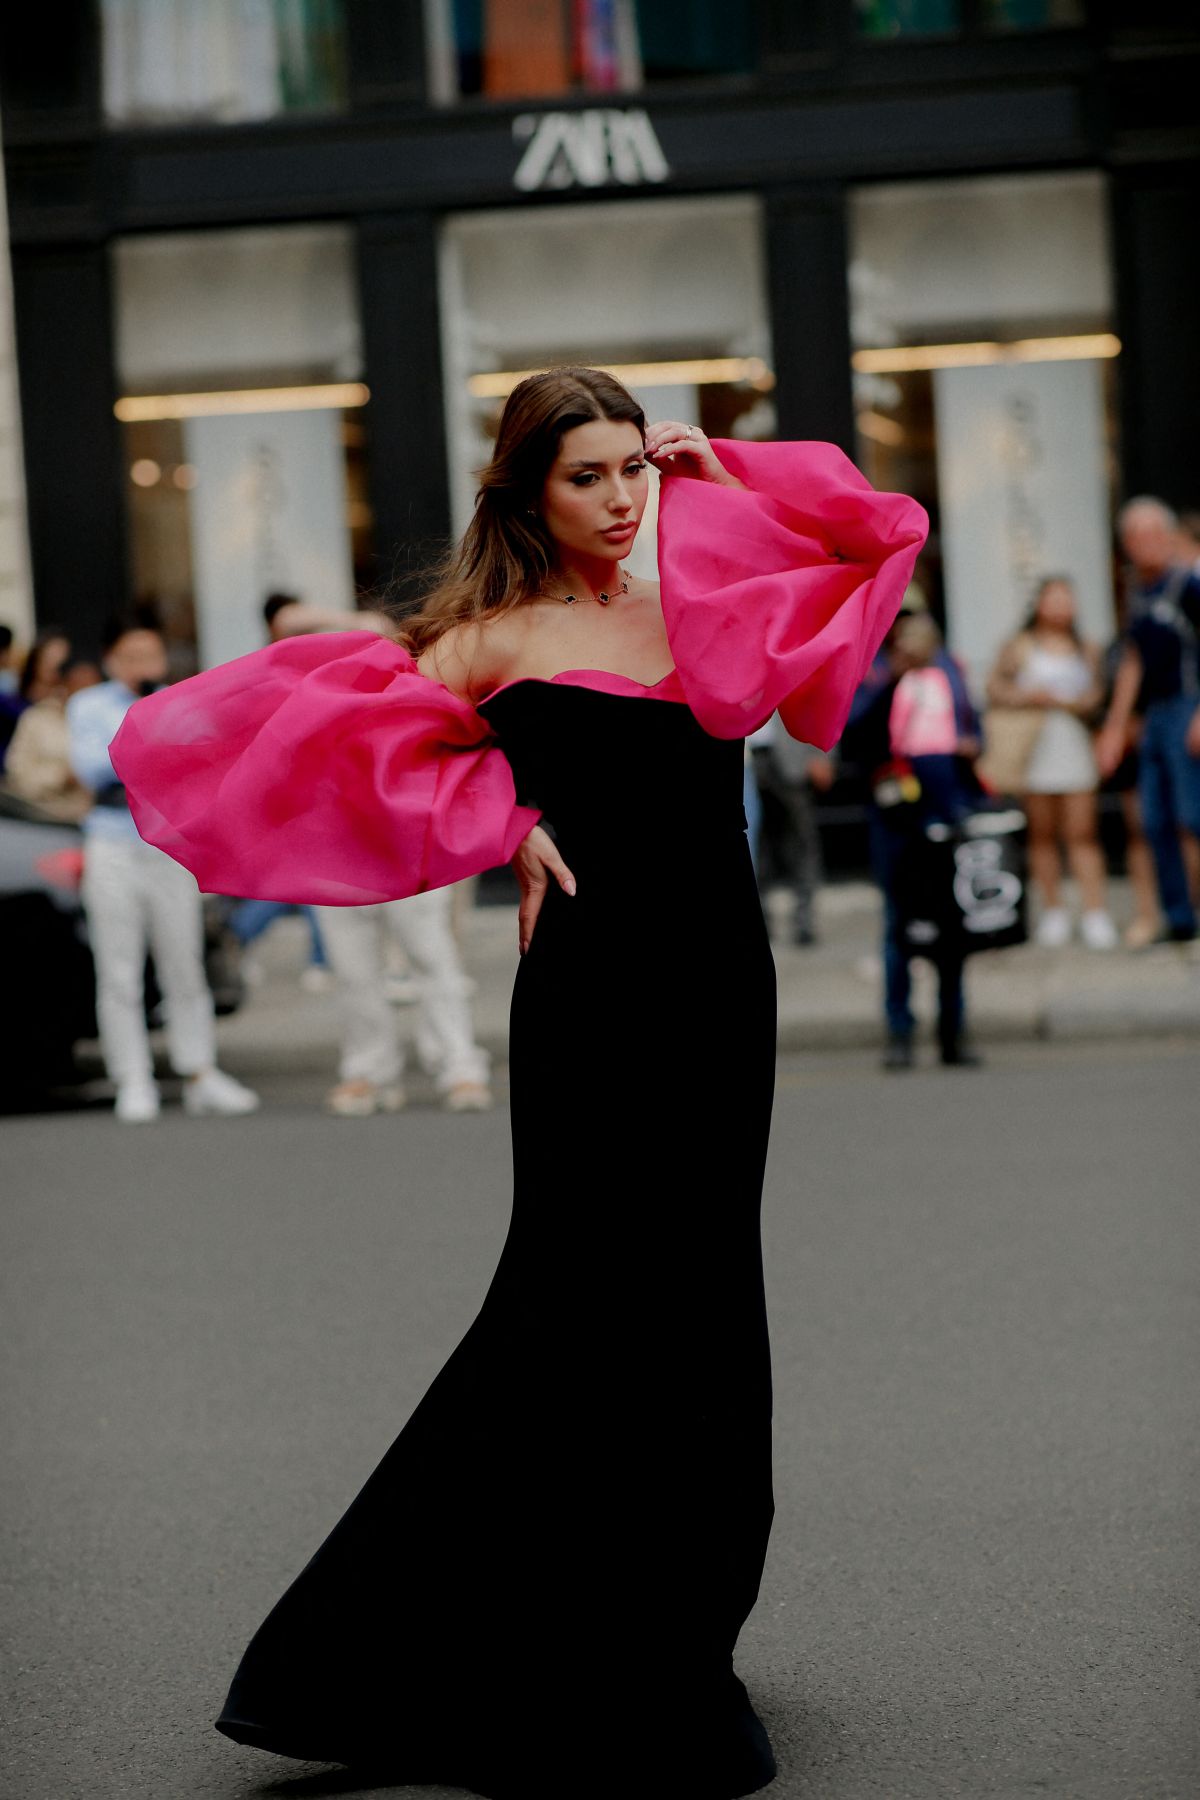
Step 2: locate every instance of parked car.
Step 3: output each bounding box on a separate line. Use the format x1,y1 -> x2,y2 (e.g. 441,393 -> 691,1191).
0,790 -> 245,1099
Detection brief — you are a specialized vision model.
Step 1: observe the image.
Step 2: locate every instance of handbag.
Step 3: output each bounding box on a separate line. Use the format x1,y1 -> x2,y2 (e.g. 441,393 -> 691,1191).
977,706 -> 1045,796
895,807 -> 1029,958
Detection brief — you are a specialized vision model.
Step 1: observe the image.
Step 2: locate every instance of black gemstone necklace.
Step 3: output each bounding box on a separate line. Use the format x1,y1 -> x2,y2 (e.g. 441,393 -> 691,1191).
553,569 -> 631,606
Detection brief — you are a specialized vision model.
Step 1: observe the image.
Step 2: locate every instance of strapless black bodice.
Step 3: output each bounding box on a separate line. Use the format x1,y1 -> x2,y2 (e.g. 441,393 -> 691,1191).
479,678 -> 748,866
216,681 -> 779,1799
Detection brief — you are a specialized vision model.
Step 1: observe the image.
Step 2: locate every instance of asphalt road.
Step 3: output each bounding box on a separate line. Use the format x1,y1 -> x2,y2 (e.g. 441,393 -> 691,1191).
3,1040 -> 1197,1800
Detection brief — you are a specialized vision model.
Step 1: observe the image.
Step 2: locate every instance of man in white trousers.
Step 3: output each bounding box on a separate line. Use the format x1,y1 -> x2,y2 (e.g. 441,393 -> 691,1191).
315,892 -> 492,1116
67,619 -> 260,1124
257,590 -> 490,1118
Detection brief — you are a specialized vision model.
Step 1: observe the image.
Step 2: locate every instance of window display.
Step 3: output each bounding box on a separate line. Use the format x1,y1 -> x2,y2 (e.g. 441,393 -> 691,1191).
849,171 -> 1117,687
113,225 -> 369,672
426,0 -> 755,104
101,0 -> 347,125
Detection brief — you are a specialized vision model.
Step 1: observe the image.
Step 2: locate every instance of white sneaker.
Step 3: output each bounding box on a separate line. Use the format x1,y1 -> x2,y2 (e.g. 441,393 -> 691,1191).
239,954 -> 265,989
443,1080 -> 493,1113
183,1068 -> 260,1117
1080,909 -> 1119,951
1035,906 -> 1072,948
299,964 -> 336,995
325,1080 -> 406,1117
115,1080 -> 160,1124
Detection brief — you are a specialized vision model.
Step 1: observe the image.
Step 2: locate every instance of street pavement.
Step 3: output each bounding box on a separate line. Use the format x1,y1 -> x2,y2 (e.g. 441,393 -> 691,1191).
3,1036 -> 1197,1799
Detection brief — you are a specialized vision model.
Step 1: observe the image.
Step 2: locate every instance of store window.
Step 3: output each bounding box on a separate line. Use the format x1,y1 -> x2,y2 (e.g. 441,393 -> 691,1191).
426,0 -> 755,104
855,0 -> 961,36
438,196 -> 772,576
113,225 -> 370,673
101,0 -> 347,126
982,0 -> 1085,28
849,171 -> 1116,689
855,0 -> 1083,37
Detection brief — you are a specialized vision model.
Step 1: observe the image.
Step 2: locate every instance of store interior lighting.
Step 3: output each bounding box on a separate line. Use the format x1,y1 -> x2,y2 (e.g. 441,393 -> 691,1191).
852,333 -> 1120,375
467,357 -> 775,400
115,382 -> 370,422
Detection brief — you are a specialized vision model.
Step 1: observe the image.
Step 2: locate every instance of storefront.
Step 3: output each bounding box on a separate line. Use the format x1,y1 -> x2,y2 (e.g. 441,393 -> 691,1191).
3,4 -> 1198,685
848,169 -> 1118,685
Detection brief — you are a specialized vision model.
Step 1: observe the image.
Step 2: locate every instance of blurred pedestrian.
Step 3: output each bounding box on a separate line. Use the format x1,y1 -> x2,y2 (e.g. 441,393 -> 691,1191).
259,591 -> 478,1094
67,617 -> 260,1123
211,595 -> 346,988
4,656 -> 100,820
748,713 -> 832,945
0,622 -> 18,695
20,628 -> 72,704
315,891 -> 492,1115
0,623 -> 24,770
1,626 -> 69,770
263,591 -> 395,642
986,576 -> 1117,949
1177,510 -> 1200,574
850,613 -> 982,1070
227,896 -> 332,993
219,592 -> 389,991
1096,497 -> 1200,943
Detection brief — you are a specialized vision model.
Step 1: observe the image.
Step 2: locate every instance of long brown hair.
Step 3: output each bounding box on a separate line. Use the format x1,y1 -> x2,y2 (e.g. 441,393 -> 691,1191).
397,366 -> 645,657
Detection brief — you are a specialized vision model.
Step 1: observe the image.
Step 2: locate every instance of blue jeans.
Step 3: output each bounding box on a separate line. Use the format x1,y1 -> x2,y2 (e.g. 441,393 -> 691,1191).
870,809 -> 965,1045
228,899 -> 328,967
1138,694 -> 1200,932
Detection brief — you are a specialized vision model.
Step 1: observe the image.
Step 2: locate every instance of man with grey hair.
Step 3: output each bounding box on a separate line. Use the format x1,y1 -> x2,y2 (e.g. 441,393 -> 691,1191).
1097,496 -> 1200,941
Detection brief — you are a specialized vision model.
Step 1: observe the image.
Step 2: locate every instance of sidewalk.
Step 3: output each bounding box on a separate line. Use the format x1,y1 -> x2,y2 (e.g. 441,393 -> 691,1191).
209,878 -> 1200,1078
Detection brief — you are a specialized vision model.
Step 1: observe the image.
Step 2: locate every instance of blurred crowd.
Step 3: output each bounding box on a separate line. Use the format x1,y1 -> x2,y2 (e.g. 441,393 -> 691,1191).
741,493 -> 1200,1069
2,493 -> 1198,1113
1,595 -> 492,1122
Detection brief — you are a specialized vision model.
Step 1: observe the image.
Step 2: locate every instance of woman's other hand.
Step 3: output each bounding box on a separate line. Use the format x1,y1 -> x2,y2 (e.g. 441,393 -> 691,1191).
1095,723 -> 1128,780
808,753 -> 836,793
1187,705 -> 1200,760
511,824 -> 576,956
645,421 -> 743,488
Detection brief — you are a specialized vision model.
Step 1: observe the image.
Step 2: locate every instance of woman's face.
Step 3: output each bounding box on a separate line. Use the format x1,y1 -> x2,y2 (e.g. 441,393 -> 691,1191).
29,636 -> 70,702
106,629 -> 168,693
1035,581 -> 1076,632
538,419 -> 648,564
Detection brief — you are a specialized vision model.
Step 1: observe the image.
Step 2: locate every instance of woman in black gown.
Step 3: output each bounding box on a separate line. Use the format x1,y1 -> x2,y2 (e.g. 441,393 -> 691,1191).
111,367 -> 927,1799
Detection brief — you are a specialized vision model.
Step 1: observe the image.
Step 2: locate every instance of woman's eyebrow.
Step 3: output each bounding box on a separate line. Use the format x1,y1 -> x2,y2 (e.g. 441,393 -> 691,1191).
565,456 -> 643,469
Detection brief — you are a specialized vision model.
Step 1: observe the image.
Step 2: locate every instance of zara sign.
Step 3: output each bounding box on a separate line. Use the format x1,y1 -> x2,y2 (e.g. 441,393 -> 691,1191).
512,109 -> 670,192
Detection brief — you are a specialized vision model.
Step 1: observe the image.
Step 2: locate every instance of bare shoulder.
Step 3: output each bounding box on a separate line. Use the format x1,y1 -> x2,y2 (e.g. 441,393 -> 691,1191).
416,621 -> 480,699
416,611 -> 527,706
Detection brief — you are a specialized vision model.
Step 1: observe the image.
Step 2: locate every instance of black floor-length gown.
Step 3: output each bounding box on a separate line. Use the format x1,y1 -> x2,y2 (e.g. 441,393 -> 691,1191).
107,435 -> 923,1798
214,677 -> 780,1798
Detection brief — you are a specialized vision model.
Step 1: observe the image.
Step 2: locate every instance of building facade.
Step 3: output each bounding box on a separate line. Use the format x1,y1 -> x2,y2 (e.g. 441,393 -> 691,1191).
2,2 -> 1198,687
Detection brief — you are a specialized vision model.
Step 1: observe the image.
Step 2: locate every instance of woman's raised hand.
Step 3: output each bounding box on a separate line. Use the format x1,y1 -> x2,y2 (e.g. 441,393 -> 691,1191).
644,421 -> 743,488
511,823 -> 576,956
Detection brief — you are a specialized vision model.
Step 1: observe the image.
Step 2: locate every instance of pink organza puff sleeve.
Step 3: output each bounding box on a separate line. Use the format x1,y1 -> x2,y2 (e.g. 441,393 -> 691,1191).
109,632 -> 541,904
657,438 -> 929,749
